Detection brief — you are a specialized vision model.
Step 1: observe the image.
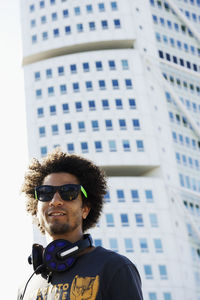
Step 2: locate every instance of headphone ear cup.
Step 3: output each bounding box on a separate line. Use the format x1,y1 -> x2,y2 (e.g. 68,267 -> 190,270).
32,244 -> 44,274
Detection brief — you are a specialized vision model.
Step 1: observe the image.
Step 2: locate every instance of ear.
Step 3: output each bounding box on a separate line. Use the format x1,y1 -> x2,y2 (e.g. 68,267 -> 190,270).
82,205 -> 91,220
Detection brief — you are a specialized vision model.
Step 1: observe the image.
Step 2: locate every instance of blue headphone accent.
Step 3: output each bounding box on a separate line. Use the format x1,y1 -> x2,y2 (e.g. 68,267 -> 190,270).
28,234 -> 93,280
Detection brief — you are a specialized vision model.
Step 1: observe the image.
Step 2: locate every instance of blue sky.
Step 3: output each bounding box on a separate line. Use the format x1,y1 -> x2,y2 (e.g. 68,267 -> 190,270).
0,1 -> 33,298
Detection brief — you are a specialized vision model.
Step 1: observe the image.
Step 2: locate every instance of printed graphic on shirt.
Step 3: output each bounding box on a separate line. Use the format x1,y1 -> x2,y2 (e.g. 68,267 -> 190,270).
70,275 -> 99,300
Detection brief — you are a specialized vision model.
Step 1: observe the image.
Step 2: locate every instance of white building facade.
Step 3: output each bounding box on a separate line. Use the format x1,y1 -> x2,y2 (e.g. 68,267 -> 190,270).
20,0 -> 200,299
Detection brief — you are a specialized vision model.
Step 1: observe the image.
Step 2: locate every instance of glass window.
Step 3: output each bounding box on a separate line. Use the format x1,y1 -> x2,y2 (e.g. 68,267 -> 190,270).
109,60 -> 116,70
136,140 -> 144,152
89,22 -> 96,31
73,82 -> 79,93
112,79 -> 119,89
67,143 -> 74,153
60,84 -> 67,94
144,265 -> 153,279
106,214 -> 114,227
105,119 -> 113,130
32,35 -> 37,44
53,28 -> 59,37
124,239 -> 133,252
119,119 -> 126,130
39,126 -> 45,137
36,89 -> 42,98
114,19 -> 121,28
115,98 -> 123,109
132,119 -> 140,130
117,190 -> 125,202
83,62 -> 90,72
131,190 -> 139,202
41,82 -> 50,99
149,213 -> 158,227
109,238 -> 118,252
96,61 -> 103,71
64,123 -> 72,133
51,124 -> 59,135
70,64 -> 77,74
148,293 -> 157,300
86,4 -> 93,13
49,105 -> 56,115
81,142 -> 88,153
88,100 -> 96,111
58,66 -> 64,76
104,191 -> 110,202
65,26 -> 71,34
63,9 -> 69,18
46,69 -> 52,78
74,6 -> 81,15
95,141 -> 102,152
52,12 -> 57,21
94,239 -> 102,247
154,239 -> 163,253
159,265 -> 168,279
145,190 -> 153,202
111,1 -> 118,10
122,140 -> 130,151
135,214 -> 144,227
85,81 -> 93,91
42,32 -> 48,40
99,80 -> 106,90
77,23 -> 83,32
41,16 -> 47,24
37,107 -> 44,118
108,140 -> 116,152
75,102 -> 82,112
40,146 -> 47,157
129,98 -> 136,109
29,4 -> 35,12
163,293 -> 172,300
140,238 -> 148,252
120,214 -> 129,226
91,120 -> 99,131
78,121 -> 85,132
101,20 -> 108,29
62,103 -> 69,113
102,99 -> 109,110
98,3 -> 105,12
125,79 -> 133,89
30,19 -> 36,27
34,72 -> 41,81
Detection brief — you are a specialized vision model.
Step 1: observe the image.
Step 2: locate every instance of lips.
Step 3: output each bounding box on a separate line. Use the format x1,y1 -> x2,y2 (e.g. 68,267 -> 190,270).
48,211 -> 66,217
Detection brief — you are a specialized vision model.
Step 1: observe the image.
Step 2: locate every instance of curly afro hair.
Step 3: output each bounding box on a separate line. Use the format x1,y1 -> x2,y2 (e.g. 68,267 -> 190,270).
22,148 -> 107,234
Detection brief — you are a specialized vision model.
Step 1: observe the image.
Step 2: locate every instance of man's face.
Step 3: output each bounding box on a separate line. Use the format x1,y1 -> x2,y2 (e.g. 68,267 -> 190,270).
37,172 -> 90,241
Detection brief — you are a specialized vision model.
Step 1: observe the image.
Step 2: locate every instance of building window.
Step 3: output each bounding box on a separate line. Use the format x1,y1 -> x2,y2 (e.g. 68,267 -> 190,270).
95,141 -> 103,152
148,293 -> 157,300
122,140 -> 130,151
37,107 -> 44,118
67,143 -> 74,153
94,239 -> 102,247
41,16 -> 47,24
135,214 -> 144,227
109,60 -> 116,70
29,4 -> 35,12
121,59 -> 129,70
75,102 -> 82,112
154,239 -> 163,253
101,20 -> 108,29
78,121 -> 85,132
32,35 -> 37,44
74,6 -> 81,15
63,9 -> 69,18
145,190 -> 153,202
49,105 -> 56,115
124,238 -> 133,252
136,140 -> 144,152
120,214 -> 129,227
105,119 -> 113,130
88,100 -> 96,111
129,98 -> 136,109
104,191 -> 110,202
53,28 -> 59,37
60,84 -> 67,94
108,140 -> 116,152
58,66 -> 64,76
36,89 -> 42,98
48,86 -> 54,97
117,190 -> 125,202
81,142 -> 88,153
106,214 -> 114,227
46,69 -> 52,78
140,238 -> 148,252
42,32 -> 48,40
64,123 -> 72,133
119,119 -> 126,130
34,71 -> 41,81
114,19 -> 121,28
62,103 -> 69,113
132,119 -> 140,130
77,23 -> 83,32
39,126 -> 46,137
70,64 -> 77,74
112,79 -> 119,89
51,124 -> 58,135
86,4 -> 93,13
163,293 -> 172,300
144,265 -> 153,279
86,81 -> 93,91
82,62 -> 90,72
125,79 -> 133,89
40,146 -> 47,157
131,190 -> 139,202
111,1 -> 118,10
96,61 -> 103,71
30,19 -> 36,27
109,238 -> 118,252
98,3 -> 105,12
115,98 -> 123,109
73,82 -> 80,93
149,213 -> 158,227
159,265 -> 168,279
102,99 -> 109,110
65,26 -> 71,34
99,80 -> 106,90
50,0 -> 56,5
89,21 -> 96,31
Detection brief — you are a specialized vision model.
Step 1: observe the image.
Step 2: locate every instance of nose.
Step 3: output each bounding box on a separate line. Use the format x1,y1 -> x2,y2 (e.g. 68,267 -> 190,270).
49,191 -> 63,206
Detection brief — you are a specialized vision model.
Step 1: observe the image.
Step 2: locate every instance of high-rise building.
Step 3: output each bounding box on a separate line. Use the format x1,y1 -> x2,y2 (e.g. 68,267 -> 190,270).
20,0 -> 200,299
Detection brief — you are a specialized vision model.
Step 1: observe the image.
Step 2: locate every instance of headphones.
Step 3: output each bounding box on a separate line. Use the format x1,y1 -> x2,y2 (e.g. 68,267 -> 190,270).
28,234 -> 93,280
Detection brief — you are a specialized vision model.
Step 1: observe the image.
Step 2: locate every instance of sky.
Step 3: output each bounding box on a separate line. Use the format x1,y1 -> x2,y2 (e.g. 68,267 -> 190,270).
0,0 -> 34,298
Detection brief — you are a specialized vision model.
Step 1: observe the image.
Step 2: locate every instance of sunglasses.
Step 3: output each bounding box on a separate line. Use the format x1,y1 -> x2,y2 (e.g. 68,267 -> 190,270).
35,184 -> 87,202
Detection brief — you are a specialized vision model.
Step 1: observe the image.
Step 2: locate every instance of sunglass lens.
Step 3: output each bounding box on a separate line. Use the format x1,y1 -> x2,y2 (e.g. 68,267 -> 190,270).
37,186 -> 54,202
60,185 -> 80,201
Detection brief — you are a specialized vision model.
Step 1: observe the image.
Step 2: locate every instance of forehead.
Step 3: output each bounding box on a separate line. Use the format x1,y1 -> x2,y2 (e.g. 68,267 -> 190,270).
42,172 -> 80,186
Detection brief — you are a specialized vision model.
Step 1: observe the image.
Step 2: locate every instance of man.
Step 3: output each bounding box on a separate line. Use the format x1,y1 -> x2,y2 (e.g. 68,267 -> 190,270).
18,149 -> 143,299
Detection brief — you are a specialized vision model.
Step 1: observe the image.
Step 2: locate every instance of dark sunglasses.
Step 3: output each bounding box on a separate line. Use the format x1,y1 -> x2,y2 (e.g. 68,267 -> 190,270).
35,184 -> 87,202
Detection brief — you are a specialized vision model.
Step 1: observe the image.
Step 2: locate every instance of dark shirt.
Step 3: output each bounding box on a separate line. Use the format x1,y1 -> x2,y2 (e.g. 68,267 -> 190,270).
18,246 -> 143,300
